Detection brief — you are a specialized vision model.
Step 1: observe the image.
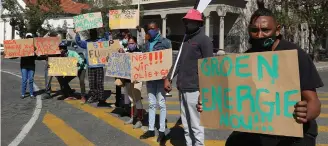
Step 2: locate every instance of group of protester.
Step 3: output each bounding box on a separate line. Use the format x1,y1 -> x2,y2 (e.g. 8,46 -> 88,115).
9,1 -> 325,145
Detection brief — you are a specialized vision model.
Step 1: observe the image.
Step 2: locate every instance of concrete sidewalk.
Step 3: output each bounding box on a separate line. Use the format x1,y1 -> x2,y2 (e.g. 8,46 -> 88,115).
315,62 -> 328,71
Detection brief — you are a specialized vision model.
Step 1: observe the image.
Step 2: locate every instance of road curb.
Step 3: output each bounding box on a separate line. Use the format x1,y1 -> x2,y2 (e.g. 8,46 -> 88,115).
316,65 -> 328,72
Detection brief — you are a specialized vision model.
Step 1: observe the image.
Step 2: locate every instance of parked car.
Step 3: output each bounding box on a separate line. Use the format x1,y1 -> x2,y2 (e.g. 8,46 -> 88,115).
0,43 -> 4,55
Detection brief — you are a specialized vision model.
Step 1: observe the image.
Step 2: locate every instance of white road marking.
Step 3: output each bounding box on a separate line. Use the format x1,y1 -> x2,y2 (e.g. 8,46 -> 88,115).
1,70 -> 42,146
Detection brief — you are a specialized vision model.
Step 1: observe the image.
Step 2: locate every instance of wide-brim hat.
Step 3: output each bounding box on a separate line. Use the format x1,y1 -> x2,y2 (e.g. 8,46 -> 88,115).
182,9 -> 203,21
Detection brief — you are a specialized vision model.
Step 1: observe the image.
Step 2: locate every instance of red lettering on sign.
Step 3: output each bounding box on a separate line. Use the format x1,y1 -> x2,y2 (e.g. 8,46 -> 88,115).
161,69 -> 169,76
98,42 -> 103,48
154,71 -> 159,76
4,40 -> 16,44
159,51 -> 163,63
155,52 -> 158,64
149,53 -> 153,65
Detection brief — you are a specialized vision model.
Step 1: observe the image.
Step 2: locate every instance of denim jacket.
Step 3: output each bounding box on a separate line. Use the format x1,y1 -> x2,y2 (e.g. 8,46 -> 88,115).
143,37 -> 172,52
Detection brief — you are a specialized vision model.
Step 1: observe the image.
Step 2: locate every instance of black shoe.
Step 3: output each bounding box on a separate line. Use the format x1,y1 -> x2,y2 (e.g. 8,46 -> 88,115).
20,95 -> 25,99
157,132 -> 166,143
115,102 -> 120,108
69,89 -> 76,94
41,93 -> 52,100
30,95 -> 36,99
97,100 -> 112,107
57,96 -> 67,100
140,130 -> 155,139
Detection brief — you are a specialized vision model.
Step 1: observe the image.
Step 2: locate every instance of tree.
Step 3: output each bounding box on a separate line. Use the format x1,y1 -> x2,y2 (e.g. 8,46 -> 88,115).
268,0 -> 302,43
2,0 -> 62,37
289,0 -> 328,61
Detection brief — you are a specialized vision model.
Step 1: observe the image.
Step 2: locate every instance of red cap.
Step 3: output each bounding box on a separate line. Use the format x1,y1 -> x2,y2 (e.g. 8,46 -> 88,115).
182,9 -> 203,21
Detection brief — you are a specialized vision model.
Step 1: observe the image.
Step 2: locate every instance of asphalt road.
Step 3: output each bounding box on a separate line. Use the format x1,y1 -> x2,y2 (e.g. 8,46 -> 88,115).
1,57 -> 328,146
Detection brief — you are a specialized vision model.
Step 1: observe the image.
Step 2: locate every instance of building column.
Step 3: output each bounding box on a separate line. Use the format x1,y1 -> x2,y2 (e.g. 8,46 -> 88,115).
217,8 -> 226,55
161,13 -> 167,38
219,16 -> 225,50
203,11 -> 210,36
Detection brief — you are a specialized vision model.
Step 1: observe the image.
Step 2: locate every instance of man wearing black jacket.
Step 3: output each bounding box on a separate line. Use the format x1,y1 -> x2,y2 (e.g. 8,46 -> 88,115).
164,9 -> 214,146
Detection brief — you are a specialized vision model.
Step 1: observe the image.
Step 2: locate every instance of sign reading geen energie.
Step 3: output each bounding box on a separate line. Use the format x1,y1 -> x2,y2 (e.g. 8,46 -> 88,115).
198,50 -> 303,137
73,12 -> 103,32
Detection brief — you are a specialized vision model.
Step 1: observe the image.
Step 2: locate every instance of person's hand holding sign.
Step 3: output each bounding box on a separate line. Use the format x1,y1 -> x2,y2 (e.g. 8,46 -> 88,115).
293,101 -> 308,123
197,95 -> 203,113
118,48 -> 125,53
163,76 -> 172,93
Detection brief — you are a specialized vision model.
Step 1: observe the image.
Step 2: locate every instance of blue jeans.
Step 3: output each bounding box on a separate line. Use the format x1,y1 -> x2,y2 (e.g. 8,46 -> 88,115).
21,68 -> 35,96
146,80 -> 166,132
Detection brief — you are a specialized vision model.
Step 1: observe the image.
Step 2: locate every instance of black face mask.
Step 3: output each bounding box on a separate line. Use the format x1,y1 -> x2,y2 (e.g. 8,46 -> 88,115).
249,35 -> 276,51
185,23 -> 200,34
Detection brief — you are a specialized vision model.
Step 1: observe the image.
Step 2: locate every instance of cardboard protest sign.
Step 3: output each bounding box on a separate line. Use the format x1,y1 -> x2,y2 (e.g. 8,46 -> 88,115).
109,9 -> 139,29
48,57 -> 78,76
198,50 -> 303,137
4,39 -> 35,58
74,12 -> 103,32
131,49 -> 172,82
87,40 -> 121,65
34,37 -> 61,56
106,53 -> 132,79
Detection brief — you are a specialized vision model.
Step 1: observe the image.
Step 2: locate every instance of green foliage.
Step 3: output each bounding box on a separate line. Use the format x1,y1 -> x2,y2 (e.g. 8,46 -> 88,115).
2,0 -> 62,37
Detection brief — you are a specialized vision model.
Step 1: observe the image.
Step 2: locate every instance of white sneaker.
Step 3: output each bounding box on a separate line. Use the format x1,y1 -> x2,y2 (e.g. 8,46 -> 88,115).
124,118 -> 133,125
133,121 -> 142,129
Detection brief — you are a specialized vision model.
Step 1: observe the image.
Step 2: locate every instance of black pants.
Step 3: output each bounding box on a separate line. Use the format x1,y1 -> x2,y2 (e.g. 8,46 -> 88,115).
56,69 -> 86,97
116,85 -> 121,104
56,76 -> 75,97
88,67 -> 104,100
78,69 -> 86,96
225,131 -> 316,146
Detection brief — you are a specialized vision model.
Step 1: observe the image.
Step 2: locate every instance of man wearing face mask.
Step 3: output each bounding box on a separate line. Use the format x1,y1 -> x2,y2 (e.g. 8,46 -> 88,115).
197,1 -> 323,146
164,9 -> 214,146
139,22 -> 172,143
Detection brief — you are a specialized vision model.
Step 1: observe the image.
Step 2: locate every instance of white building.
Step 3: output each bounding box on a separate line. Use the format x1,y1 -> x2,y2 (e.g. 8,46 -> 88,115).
136,0 -> 259,52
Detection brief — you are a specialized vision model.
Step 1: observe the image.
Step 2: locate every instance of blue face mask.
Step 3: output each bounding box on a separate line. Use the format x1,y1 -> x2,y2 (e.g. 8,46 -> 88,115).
128,44 -> 137,51
122,39 -> 128,45
148,29 -> 159,40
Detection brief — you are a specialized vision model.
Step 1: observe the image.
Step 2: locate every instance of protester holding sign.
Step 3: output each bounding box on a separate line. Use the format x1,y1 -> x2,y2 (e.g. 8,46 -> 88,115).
164,9 -> 214,146
55,42 -> 86,100
139,22 -> 172,143
120,36 -> 144,129
6,33 -> 38,99
197,1 -> 323,145
75,28 -> 110,106
115,30 -> 131,108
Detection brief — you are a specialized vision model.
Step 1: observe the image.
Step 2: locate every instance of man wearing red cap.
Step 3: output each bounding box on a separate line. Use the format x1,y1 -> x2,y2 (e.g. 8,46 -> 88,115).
165,9 -> 214,146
